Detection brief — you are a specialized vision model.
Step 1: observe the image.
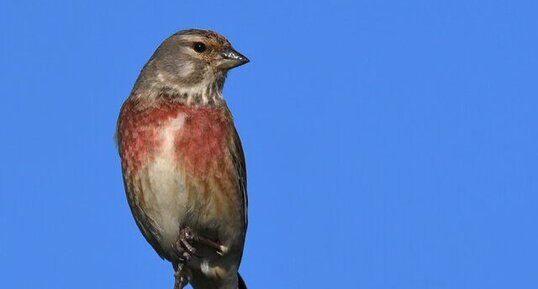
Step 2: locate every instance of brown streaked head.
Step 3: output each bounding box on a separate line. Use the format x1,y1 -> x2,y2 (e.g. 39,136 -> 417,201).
131,29 -> 249,105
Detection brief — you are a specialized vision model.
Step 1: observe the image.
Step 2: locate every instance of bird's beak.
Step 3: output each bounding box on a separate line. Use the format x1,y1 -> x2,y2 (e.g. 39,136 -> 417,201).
217,48 -> 250,70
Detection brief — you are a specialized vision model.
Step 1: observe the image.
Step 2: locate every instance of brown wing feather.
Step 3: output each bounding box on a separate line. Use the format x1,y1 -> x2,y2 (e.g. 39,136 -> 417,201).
124,178 -> 169,259
230,121 -> 248,234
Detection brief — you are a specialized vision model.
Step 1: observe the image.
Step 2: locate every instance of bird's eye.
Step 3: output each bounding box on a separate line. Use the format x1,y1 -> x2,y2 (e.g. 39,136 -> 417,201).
193,42 -> 207,53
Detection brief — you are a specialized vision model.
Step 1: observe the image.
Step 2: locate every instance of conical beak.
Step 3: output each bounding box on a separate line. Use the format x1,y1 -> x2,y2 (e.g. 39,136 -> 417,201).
218,48 -> 250,70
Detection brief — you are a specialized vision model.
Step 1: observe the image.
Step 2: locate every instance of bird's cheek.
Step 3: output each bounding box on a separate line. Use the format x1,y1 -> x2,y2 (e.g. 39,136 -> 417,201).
178,62 -> 195,78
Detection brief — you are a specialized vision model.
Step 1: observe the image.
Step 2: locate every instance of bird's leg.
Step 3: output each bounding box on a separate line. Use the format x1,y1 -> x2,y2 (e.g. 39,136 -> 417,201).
173,262 -> 189,289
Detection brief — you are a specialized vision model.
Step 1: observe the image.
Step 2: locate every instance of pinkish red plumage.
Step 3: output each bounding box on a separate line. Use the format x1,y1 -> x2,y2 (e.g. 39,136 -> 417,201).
118,100 -> 233,177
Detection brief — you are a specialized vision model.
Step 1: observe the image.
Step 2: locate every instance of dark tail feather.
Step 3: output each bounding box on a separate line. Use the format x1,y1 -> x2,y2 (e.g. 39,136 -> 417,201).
238,273 -> 247,289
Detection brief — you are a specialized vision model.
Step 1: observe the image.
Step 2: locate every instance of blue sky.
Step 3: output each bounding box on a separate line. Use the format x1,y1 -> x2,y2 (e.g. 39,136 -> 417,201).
1,0 -> 537,288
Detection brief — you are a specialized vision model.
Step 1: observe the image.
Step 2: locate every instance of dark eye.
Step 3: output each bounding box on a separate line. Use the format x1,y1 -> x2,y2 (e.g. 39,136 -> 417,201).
193,42 -> 207,53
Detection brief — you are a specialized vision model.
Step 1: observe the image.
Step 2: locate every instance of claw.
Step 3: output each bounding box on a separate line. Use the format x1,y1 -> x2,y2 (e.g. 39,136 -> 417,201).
181,238 -> 197,255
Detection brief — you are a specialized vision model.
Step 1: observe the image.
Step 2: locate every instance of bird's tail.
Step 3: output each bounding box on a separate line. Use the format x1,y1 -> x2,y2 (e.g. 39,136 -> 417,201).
238,273 -> 247,289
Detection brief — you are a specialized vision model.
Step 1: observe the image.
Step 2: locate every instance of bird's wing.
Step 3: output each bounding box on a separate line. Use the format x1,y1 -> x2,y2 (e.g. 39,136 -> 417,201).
230,124 -> 248,233
123,177 -> 170,260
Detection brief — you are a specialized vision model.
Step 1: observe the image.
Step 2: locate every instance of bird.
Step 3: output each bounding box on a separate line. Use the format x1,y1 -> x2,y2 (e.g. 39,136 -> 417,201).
116,29 -> 250,289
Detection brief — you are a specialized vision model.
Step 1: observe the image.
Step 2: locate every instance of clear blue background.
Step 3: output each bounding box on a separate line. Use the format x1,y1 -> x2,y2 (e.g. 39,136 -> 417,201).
1,1 -> 537,288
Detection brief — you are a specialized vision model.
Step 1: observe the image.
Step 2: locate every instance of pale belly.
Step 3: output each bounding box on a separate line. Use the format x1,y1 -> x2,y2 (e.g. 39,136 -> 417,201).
137,153 -> 189,257
136,113 -> 189,257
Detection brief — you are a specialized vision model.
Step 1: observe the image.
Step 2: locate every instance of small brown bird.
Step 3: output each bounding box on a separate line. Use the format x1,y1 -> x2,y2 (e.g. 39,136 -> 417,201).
116,29 -> 249,289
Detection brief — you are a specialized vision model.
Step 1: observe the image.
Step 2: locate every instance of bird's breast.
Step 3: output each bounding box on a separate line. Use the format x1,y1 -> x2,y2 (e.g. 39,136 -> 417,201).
118,101 -> 233,178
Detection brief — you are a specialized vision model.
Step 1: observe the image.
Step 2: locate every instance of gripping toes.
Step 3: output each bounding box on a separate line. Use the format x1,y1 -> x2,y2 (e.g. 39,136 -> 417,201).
175,227 -> 198,262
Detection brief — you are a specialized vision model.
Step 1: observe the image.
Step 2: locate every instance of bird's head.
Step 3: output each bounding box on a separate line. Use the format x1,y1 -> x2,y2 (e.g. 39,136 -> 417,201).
132,29 -> 249,105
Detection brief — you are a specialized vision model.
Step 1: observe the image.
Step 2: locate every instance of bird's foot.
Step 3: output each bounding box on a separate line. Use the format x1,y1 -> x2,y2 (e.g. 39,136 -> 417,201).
176,227 -> 226,258
175,227 -> 199,264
